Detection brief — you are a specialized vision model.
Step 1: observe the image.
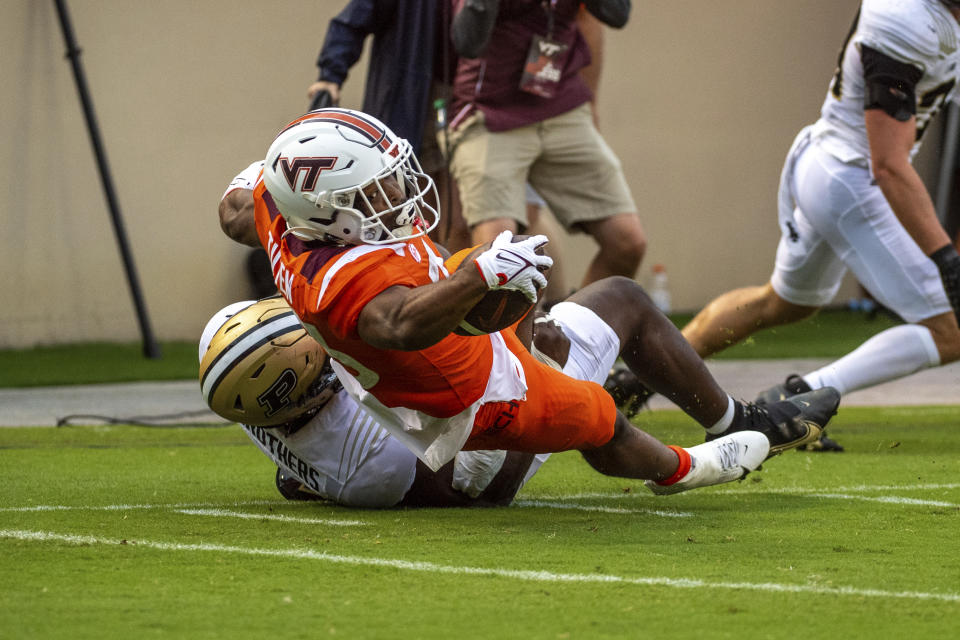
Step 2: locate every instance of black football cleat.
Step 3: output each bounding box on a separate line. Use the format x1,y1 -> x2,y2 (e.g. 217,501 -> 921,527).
756,375 -> 845,453
275,468 -> 323,501
603,363 -> 655,418
708,387 -> 841,459
798,432 -> 845,452
754,374 -> 812,405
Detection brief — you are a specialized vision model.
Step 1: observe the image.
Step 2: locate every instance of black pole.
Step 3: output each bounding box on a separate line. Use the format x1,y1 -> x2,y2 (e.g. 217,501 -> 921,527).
53,0 -> 161,358
935,102 -> 959,229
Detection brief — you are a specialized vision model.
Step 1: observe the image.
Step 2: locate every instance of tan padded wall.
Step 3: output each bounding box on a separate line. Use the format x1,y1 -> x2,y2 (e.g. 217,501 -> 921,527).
3,0 -> 938,347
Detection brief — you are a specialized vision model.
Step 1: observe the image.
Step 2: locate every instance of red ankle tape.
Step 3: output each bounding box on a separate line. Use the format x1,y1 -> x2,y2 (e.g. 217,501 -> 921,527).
658,445 -> 692,486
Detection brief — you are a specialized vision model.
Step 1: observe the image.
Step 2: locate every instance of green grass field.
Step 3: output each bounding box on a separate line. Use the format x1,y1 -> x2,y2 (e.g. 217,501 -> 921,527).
3,308 -> 957,637
2,408 -> 958,639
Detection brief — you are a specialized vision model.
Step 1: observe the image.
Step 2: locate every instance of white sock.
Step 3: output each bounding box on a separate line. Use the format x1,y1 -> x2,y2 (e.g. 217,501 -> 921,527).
802,325 -> 940,395
705,395 -> 735,435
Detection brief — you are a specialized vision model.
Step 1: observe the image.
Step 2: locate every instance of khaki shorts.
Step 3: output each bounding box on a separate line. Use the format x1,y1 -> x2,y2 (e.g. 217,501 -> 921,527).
447,103 -> 636,231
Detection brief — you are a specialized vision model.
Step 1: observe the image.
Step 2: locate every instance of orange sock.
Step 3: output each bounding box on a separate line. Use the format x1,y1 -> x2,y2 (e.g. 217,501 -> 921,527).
657,445 -> 692,486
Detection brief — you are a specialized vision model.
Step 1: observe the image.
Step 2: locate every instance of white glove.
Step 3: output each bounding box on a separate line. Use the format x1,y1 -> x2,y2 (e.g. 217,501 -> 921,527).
473,231 -> 553,302
452,449 -> 508,498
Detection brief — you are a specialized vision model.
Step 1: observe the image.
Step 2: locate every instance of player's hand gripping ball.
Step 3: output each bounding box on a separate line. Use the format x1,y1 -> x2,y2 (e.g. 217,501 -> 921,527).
450,233 -> 552,336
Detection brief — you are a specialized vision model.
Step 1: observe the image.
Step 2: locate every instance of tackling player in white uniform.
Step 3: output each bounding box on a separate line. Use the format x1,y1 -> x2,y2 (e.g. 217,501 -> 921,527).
199,296 -> 547,508
677,0 -> 960,444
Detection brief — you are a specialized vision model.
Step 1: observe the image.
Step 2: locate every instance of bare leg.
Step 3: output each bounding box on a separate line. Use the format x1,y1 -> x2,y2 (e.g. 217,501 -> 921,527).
566,276 -> 729,426
567,281 -> 838,457
579,413 -> 680,481
681,282 -> 818,358
581,413 -> 771,494
578,213 -> 646,286
920,312 -> 960,363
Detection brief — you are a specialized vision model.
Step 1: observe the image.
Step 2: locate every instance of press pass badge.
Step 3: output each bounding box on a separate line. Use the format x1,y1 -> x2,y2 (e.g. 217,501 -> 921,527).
519,34 -> 568,98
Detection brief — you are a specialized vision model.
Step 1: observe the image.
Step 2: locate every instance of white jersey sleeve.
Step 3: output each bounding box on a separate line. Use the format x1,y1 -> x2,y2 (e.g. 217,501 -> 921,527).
813,0 -> 960,164
242,391 -> 418,508
221,161 -> 265,200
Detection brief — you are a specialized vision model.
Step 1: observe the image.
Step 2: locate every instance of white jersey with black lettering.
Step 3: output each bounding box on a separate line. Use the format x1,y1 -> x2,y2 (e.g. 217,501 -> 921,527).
242,391 -> 419,508
812,0 -> 960,164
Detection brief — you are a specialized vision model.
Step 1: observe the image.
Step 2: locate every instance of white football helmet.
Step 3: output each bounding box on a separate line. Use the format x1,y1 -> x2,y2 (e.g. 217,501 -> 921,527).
198,297 -> 340,427
262,108 -> 439,245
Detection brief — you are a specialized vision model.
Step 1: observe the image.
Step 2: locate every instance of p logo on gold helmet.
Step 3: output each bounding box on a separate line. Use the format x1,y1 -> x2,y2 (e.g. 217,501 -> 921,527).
198,298 -> 334,426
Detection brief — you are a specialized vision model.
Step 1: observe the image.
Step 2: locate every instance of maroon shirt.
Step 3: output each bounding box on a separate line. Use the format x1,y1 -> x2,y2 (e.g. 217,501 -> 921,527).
449,0 -> 593,132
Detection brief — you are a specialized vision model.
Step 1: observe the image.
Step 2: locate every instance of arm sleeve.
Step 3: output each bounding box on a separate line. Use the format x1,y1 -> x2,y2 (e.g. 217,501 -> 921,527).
451,0 -> 500,59
861,44 -> 923,121
582,0 -> 630,29
316,0 -> 381,84
221,161 -> 265,200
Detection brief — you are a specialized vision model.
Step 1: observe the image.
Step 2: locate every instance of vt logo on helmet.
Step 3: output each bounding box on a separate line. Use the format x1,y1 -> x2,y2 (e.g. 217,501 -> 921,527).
262,108 -> 439,245
278,157 -> 338,192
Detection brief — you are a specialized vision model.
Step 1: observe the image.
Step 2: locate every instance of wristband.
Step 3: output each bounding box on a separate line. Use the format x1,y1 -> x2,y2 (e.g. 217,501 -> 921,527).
930,244 -> 959,270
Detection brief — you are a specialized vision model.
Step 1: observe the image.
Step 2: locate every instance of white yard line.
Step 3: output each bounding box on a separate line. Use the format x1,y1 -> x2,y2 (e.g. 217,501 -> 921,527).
805,493 -> 957,507
4,480 -> 957,517
536,491 -> 674,500
2,528 -> 957,603
0,500 -> 289,513
722,483 -> 960,496
0,499 -> 691,519
830,483 -> 960,492
537,482 -> 960,504
513,500 -> 693,517
173,508 -> 368,527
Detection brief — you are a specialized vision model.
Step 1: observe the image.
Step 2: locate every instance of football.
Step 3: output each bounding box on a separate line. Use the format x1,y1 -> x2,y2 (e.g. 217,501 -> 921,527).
450,238 -> 548,336
456,288 -> 534,336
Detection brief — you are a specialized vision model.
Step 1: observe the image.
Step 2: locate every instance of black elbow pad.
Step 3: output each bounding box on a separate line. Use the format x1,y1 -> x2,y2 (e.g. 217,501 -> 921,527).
865,77 -> 916,121
861,45 -> 922,122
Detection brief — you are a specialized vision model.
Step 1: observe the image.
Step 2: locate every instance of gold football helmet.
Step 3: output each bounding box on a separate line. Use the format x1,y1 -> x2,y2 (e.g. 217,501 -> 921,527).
198,297 -> 338,426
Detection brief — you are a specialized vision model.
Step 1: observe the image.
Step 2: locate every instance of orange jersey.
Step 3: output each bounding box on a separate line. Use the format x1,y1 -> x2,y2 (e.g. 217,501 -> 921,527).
253,180 -> 492,418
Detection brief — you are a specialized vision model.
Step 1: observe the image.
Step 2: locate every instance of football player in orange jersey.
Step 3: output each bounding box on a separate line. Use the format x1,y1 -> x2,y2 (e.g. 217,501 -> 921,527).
224,109 -> 840,495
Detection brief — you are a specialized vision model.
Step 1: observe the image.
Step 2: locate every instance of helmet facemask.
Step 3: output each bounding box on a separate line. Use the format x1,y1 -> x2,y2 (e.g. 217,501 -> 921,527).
279,135 -> 439,245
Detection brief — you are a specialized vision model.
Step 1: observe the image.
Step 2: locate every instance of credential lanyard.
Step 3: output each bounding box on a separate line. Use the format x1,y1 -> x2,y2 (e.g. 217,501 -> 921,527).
542,0 -> 558,38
